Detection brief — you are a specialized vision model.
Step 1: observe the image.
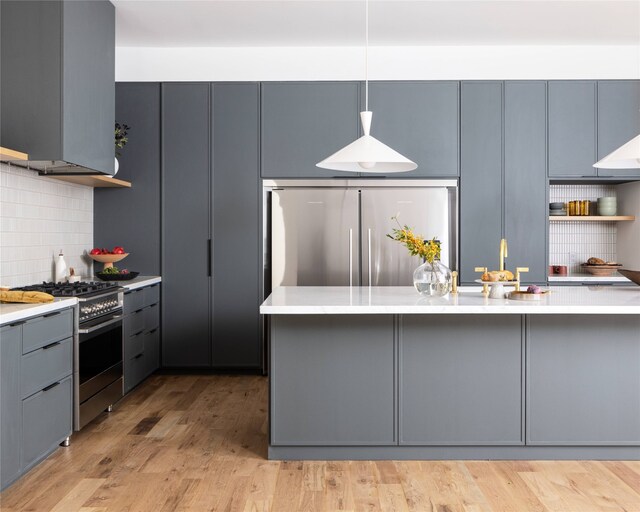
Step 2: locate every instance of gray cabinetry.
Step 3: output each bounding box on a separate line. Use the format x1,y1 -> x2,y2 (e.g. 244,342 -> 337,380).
460,82 -> 503,283
363,81 -> 459,177
528,315 -> 640,445
1,325 -> 22,490
1,308 -> 73,491
504,81 -> 548,283
270,315 -> 395,445
597,80 -> 640,177
401,315 -> 523,445
212,83 -> 261,367
95,83 -> 161,274
0,0 -> 115,174
124,284 -> 161,393
261,82 -> 360,178
460,81 -> 547,284
548,81 -> 597,177
162,83 -> 211,367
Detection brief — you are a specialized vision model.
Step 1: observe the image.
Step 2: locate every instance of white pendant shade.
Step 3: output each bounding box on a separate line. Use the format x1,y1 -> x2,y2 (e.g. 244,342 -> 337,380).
317,111 -> 417,173
593,134 -> 640,169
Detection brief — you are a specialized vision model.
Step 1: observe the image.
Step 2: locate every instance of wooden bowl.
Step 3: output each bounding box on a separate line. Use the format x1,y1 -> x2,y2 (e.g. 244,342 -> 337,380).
89,253 -> 129,269
618,269 -> 640,286
581,264 -> 620,277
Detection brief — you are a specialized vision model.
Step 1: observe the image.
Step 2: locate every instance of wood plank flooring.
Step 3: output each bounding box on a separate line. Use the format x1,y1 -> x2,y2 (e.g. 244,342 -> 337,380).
1,374 -> 639,512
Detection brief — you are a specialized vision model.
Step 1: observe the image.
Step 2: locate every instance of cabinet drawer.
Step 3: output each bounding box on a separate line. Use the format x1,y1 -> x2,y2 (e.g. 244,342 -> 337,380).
21,337 -> 72,399
123,288 -> 144,314
125,309 -> 145,339
22,309 -> 73,354
144,328 -> 160,376
125,330 -> 145,360
22,375 -> 72,471
145,303 -> 160,331
144,284 -> 160,307
124,351 -> 146,393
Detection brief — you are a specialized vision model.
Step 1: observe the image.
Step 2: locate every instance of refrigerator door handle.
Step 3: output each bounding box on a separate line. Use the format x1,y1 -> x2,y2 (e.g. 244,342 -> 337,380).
349,228 -> 353,287
368,228 -> 372,286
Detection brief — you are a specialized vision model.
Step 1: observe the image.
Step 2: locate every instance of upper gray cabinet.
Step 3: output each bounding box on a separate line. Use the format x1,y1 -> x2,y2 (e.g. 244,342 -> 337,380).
261,82 -> 360,178
548,81 -> 597,177
597,80 -> 640,177
460,81 -> 547,284
0,1 -> 115,175
362,81 -> 459,177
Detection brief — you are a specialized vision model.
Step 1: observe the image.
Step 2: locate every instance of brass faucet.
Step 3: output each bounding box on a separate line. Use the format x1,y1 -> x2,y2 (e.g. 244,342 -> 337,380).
499,238 -> 508,271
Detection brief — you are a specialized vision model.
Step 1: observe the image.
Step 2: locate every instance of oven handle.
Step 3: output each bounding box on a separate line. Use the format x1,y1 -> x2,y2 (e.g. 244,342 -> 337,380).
78,315 -> 123,334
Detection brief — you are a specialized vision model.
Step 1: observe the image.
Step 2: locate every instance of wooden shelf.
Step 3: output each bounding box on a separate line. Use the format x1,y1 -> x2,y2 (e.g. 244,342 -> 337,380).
47,175 -> 131,188
0,146 -> 28,161
549,215 -> 635,221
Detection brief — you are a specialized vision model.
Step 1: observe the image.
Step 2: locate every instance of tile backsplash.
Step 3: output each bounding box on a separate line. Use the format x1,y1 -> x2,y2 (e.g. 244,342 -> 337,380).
0,163 -> 93,287
549,184 -> 617,273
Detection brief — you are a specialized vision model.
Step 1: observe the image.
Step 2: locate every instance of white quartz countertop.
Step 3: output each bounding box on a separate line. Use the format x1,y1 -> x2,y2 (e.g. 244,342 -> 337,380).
260,286 -> 640,315
0,297 -> 77,326
117,275 -> 162,291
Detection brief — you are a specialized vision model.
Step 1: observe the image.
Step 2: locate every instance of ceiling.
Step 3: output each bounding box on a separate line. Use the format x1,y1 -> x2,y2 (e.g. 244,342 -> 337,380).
113,0 -> 640,47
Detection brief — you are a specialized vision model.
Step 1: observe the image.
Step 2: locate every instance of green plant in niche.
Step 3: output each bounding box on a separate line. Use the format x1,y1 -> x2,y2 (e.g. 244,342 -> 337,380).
115,123 -> 130,156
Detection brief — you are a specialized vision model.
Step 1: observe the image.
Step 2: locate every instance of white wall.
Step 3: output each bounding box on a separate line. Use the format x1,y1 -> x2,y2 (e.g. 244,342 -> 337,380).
617,182 -> 640,271
116,45 -> 640,82
0,163 -> 94,287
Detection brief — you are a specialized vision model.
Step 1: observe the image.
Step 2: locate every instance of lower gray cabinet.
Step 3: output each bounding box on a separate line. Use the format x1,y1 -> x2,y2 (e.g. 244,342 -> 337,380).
1,308 -> 73,491
270,315 -> 395,446
401,315 -> 523,445
528,315 -> 640,445
21,376 -> 73,471
123,284 -> 161,393
1,325 -> 22,489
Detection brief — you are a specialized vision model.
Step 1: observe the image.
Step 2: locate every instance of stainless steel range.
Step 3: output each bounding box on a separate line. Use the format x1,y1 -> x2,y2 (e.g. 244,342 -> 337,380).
12,281 -> 124,430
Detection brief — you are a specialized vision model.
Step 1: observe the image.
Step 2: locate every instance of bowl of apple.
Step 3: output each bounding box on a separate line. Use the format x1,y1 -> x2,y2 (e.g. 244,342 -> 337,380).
88,246 -> 129,268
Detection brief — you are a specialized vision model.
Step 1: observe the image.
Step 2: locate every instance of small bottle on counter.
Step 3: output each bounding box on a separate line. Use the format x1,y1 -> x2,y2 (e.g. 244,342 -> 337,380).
55,250 -> 67,283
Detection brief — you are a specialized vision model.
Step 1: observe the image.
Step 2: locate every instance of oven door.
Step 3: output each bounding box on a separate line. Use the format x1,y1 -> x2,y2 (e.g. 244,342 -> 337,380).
78,313 -> 123,403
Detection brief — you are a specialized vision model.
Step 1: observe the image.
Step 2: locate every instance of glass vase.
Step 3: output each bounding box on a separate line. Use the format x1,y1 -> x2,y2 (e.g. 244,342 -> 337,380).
413,259 -> 452,297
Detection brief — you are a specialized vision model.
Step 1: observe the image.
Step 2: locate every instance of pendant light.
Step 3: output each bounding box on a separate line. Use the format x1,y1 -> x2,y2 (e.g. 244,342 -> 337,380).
593,134 -> 640,169
316,0 -> 417,173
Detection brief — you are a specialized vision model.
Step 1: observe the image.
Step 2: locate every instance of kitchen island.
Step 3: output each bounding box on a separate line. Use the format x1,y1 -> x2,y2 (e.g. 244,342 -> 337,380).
260,286 -> 640,460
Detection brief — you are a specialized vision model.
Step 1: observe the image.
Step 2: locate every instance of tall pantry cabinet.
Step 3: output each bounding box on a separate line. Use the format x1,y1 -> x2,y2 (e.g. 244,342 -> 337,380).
96,83 -> 262,370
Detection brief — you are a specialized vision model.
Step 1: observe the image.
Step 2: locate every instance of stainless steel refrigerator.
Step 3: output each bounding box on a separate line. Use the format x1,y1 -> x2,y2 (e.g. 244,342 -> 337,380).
265,179 -> 458,288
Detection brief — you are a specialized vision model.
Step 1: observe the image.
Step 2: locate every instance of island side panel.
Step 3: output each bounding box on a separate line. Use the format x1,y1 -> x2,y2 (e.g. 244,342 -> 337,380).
527,315 -> 640,446
270,315 -> 396,446
400,314 -> 524,445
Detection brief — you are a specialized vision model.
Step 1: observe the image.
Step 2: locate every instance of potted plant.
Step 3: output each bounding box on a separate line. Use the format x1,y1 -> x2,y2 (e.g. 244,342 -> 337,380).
113,123 -> 130,175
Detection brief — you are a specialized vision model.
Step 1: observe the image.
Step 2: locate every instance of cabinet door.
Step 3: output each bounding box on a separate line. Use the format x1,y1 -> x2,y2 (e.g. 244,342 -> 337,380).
271,315 -> 395,446
363,81 -> 459,177
162,83 -> 211,367
504,82 -> 548,283
95,83 -> 161,275
460,82 -> 503,283
261,82 -> 360,178
597,80 -> 640,177
1,325 -> 22,490
401,315 -> 523,445
528,315 -> 640,445
212,83 -> 261,368
548,81 -> 597,177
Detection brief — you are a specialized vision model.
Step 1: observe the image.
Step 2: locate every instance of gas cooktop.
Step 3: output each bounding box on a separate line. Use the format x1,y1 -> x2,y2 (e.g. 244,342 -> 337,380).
12,281 -> 120,298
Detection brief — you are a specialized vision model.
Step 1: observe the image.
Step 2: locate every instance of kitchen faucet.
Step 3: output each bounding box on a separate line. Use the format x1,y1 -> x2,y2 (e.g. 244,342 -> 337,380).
499,238 -> 508,271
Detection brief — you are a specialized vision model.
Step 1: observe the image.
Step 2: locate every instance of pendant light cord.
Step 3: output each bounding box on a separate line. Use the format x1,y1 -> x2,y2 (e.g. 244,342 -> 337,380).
365,0 -> 369,111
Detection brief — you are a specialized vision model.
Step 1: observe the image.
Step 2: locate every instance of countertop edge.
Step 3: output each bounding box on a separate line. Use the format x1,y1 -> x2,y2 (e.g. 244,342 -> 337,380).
118,276 -> 162,291
260,306 -> 640,315
0,298 -> 78,326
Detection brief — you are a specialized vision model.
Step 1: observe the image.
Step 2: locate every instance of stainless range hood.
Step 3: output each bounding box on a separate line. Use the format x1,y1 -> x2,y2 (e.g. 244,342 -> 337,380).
0,1 -> 115,176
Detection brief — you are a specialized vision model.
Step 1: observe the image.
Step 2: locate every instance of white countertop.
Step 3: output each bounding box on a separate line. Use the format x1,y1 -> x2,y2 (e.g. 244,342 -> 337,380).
0,298 -> 78,326
548,274 -> 630,283
260,286 -> 640,315
117,275 -> 161,291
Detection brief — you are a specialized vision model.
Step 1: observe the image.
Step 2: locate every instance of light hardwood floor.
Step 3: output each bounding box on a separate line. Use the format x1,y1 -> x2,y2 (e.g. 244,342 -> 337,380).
1,374 -> 639,512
